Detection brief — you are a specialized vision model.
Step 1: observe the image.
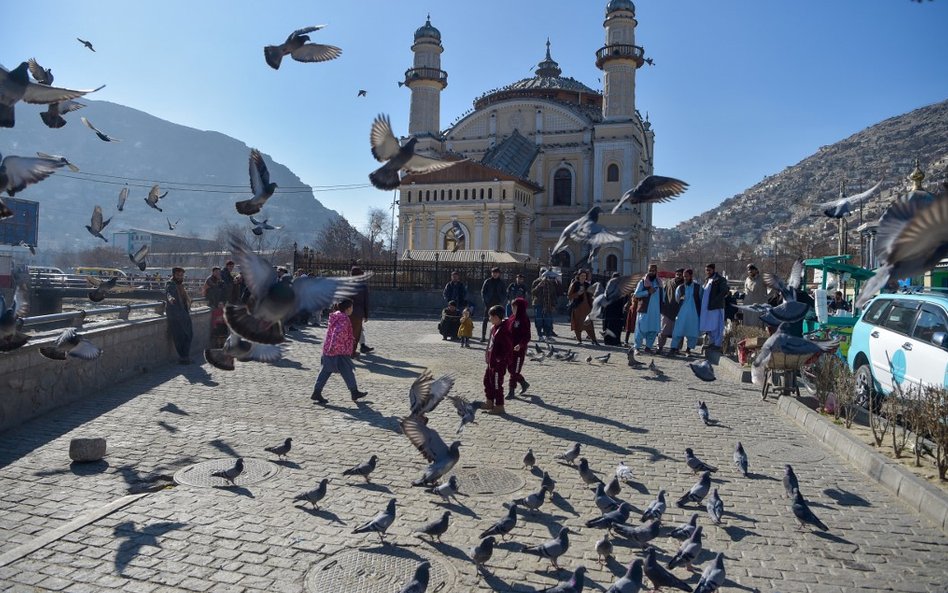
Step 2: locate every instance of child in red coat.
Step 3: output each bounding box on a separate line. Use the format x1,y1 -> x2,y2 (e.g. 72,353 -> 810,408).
311,299 -> 367,404
506,296 -> 531,399
484,305 -> 512,415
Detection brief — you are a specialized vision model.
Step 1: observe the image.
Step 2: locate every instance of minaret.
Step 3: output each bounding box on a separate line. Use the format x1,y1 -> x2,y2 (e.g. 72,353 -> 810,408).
596,0 -> 645,120
405,15 -> 447,154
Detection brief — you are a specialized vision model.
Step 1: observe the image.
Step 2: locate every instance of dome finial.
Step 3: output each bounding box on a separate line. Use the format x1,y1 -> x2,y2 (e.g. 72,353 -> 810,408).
908,158 -> 925,190
536,39 -> 561,77
545,38 -> 552,60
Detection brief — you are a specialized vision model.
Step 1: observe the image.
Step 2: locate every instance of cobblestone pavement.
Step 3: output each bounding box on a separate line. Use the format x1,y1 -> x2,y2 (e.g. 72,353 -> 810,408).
1,319 -> 947,593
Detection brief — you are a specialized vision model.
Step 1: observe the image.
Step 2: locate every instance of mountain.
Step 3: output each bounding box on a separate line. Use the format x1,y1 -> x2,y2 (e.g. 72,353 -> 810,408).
654,99 -> 948,258
0,99 -> 342,251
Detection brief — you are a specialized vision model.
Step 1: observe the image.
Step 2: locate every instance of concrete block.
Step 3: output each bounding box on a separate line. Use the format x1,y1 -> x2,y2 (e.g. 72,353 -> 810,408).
69,438 -> 106,462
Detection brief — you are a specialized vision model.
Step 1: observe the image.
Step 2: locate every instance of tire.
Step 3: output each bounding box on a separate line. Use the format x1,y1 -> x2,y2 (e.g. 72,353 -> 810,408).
854,363 -> 883,413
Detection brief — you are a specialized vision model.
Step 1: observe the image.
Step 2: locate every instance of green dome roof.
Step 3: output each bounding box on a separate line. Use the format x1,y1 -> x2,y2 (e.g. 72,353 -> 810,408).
414,16 -> 441,41
606,0 -> 635,15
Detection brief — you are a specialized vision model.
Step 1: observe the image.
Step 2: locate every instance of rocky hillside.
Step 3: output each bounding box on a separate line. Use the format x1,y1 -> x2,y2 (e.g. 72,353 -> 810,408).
0,100 -> 342,251
654,99 -> 948,257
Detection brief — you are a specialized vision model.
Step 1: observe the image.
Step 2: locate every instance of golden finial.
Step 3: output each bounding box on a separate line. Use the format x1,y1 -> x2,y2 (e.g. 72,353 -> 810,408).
908,158 -> 925,190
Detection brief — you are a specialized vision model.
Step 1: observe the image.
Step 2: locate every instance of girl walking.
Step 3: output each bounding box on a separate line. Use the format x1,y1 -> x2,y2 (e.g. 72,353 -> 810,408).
311,299 -> 368,404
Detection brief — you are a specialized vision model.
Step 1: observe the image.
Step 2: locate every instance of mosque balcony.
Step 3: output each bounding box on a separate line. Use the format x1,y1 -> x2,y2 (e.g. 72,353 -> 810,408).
404,67 -> 448,89
595,44 -> 645,69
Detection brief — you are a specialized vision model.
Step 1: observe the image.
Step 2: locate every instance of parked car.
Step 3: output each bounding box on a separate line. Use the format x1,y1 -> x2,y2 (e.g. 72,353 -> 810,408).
847,291 -> 948,408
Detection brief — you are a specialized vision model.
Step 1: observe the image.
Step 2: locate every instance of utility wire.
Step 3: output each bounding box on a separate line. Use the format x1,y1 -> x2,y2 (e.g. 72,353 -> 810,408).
68,169 -> 368,190
57,174 -> 372,194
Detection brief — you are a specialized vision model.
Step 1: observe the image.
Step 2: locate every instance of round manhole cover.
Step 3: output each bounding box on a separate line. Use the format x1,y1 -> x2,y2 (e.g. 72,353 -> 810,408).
452,467 -> 525,496
173,458 -> 279,488
305,548 -> 458,593
753,441 -> 825,464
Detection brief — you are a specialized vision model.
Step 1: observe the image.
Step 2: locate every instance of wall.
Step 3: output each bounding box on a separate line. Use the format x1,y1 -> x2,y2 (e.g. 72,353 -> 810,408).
0,309 -> 210,434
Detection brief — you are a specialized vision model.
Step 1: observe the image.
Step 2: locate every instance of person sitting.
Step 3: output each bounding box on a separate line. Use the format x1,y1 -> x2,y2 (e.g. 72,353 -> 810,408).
439,300 -> 462,341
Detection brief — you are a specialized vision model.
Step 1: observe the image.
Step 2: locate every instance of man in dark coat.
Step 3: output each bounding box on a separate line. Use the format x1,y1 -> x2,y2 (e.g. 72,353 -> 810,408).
699,263 -> 729,350
165,267 -> 193,364
442,271 -> 468,311
481,267 -> 506,342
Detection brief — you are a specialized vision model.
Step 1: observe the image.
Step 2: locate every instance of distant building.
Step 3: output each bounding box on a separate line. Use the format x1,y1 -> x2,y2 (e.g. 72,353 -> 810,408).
0,197 -> 39,247
396,0 -> 656,275
112,228 -> 219,254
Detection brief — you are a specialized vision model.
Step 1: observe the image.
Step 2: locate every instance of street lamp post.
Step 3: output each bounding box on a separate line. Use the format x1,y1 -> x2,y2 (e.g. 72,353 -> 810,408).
390,191 -> 399,289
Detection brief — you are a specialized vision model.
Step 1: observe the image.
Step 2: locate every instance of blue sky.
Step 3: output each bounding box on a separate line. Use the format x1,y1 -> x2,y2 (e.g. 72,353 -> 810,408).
2,1 -> 947,232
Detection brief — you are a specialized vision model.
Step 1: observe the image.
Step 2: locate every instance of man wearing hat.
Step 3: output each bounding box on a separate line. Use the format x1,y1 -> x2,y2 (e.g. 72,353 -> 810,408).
657,268 -> 685,354
481,267 -> 506,342
349,266 -> 372,356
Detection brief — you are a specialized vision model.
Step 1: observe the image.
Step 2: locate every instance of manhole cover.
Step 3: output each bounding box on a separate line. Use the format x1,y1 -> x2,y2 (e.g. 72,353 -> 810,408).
452,467 -> 525,496
305,548 -> 458,593
753,441 -> 826,464
173,458 -> 279,488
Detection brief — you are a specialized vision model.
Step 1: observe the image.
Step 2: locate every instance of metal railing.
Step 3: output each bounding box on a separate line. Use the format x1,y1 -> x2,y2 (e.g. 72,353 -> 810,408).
595,44 -> 645,68
22,298 -> 207,329
27,272 -> 205,292
404,67 -> 448,88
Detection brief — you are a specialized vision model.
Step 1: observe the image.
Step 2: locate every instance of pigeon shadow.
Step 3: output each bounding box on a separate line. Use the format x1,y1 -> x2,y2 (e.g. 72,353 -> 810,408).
550,492 -> 580,516
811,530 -> 857,546
326,402 -> 401,434
157,420 -> 178,433
212,485 -> 254,498
180,364 -> 218,387
687,387 -> 728,397
296,505 -> 345,525
272,358 -> 310,370
723,578 -> 760,593
622,479 -> 650,496
351,482 -> 393,493
433,500 -> 480,519
642,375 -> 671,382
69,460 -> 110,476
272,459 -> 303,470
722,524 -> 757,542
703,420 -> 732,430
286,333 -> 321,344
504,413 -> 631,456
482,570 -> 524,592
359,356 -> 427,378
208,439 -> 241,457
747,472 -> 780,482
421,539 -> 471,562
113,521 -> 187,575
626,444 -> 675,463
529,466 -> 544,478
724,510 -> 756,523
823,487 -> 871,507
527,396 -> 647,434
159,402 -> 189,415
604,555 -> 626,576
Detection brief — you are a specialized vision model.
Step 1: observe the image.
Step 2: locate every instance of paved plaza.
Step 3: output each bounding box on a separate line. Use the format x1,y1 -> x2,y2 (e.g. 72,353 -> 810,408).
0,319 -> 946,593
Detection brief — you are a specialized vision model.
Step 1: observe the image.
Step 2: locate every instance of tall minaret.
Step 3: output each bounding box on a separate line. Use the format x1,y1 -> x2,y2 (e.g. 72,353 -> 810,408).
405,15 -> 447,154
596,0 -> 644,120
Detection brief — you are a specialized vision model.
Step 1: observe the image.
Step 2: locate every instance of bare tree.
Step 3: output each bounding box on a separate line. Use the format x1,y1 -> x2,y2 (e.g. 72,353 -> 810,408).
314,217 -> 361,259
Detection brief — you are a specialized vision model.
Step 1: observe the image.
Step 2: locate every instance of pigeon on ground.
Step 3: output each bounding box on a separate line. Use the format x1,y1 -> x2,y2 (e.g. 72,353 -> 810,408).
427,475 -> 461,503
264,25 -> 341,70
513,485 -> 549,512
116,186 -> 128,211
166,217 -> 180,231
523,449 -> 536,470
611,175 -> 689,213
397,561 -> 429,593
612,518 -> 661,549
616,461 -> 634,483
595,353 -> 611,363
236,149 -> 278,215
644,547 -> 693,592
0,284 -> 29,352
648,359 -> 666,378
0,62 -> 103,128
685,448 -> 717,474
204,331 -> 285,371
368,113 -> 464,190
551,206 -> 630,259
627,348 -> 642,367
250,215 -> 282,235
225,234 -> 370,343
449,395 -> 481,434
87,276 -> 123,302
607,559 -> 644,593
605,476 -> 622,497
694,552 -> 726,593
668,525 -> 703,571
210,458 -> 244,486
856,193 -> 948,308
791,489 -> 828,531
706,489 -> 724,525
688,359 -> 716,382
585,502 -> 632,531
294,478 -> 329,510
534,342 -> 543,354
669,513 -> 699,541
357,89 -> 367,97
539,565 -> 586,593
522,527 -> 571,569
697,401 -> 711,425
480,505 -> 517,540
557,442 -> 581,465
733,442 -> 748,477
783,464 -> 799,498
641,489 -> 667,522
144,184 -> 167,211
677,472 -> 711,507
541,471 -> 557,493
81,116 -> 119,142
342,455 -> 378,482
129,244 -> 148,272
264,437 -> 292,460
400,416 -> 461,486
18,240 -> 36,255
352,498 -> 397,542
409,369 -> 456,417
595,534 -> 613,565
818,178 -> 884,219
85,205 -> 111,242
751,323 -> 838,385
594,483 -> 621,513
39,328 -> 102,360
27,58 -> 53,85
471,535 -> 496,575
1,153 -> 67,217
415,510 -> 451,542
585,355 -> 593,364
587,276 -> 638,322
77,38 -> 96,51
578,457 -> 603,486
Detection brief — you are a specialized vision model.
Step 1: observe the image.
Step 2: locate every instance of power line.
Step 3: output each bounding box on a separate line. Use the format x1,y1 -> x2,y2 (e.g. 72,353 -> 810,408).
57,174 -> 372,194
67,169 -> 369,190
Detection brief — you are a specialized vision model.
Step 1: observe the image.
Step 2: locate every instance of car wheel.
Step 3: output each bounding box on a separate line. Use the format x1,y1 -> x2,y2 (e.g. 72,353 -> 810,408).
854,363 -> 882,413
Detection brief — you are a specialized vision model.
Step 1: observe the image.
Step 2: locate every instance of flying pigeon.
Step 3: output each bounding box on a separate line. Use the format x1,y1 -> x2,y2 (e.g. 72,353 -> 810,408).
697,401 -> 711,425
694,552 -> 726,593
685,448 -> 717,474
818,178 -> 884,219
449,395 -> 481,434
0,284 -> 29,352
426,475 -> 461,504
400,415 -> 461,486
522,527 -> 570,569
512,485 -> 549,512
77,38 -> 95,51
81,116 -> 120,142
129,244 -> 148,271
34,152 -> 79,173
85,205 -> 111,242
668,525 -> 703,572
408,369 -> 456,417
615,461 -> 634,483
352,498 -> 397,542
669,513 -> 699,541
294,478 -> 329,510
856,194 -> 948,308
415,510 -> 451,542
210,458 -> 244,486
751,323 -> 838,385
0,152 -> 67,216
606,559 -> 644,593
368,113 -> 464,190
40,99 -> 85,129
117,186 -> 128,211
688,359 -> 715,382
480,505 -> 517,540
264,25 -> 341,70
236,149 -> 278,215
577,457 -> 603,486
551,206 -> 630,259
397,561 -> 430,593
250,216 -> 282,235
538,565 -> 586,593
611,175 -> 689,213
38,328 -> 102,361
145,184 -> 167,211
734,442 -> 748,477
166,218 -> 180,231
705,488 -> 724,525
470,536 -> 496,575
676,471 -> 712,507
0,62 -> 103,128
644,547 -> 693,592
587,276 -> 638,322
342,455 -> 378,482
612,518 -> 661,549
264,437 -> 292,460
595,534 -> 613,566
27,58 -> 53,84
522,449 -> 536,470
17,241 -> 35,255
225,234 -> 370,343
764,259 -> 804,301
783,464 -> 799,498
87,276 -> 121,302
357,89 -> 367,97
557,442 -> 581,465
641,489 -> 666,522
791,489 -> 828,531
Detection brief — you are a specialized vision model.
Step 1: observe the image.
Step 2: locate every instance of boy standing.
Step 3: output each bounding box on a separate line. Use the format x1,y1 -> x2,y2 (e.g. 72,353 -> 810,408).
311,299 -> 368,404
484,305 -> 512,415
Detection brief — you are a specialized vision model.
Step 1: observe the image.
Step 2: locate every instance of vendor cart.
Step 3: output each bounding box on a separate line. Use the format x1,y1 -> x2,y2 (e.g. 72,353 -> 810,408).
760,343 -> 839,401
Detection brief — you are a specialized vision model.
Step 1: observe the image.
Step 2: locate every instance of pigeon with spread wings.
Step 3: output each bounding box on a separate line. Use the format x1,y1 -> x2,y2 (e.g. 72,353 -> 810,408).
81,116 -> 120,142
39,328 -> 102,360
0,62 -> 103,128
204,331 -> 285,371
236,149 -> 277,215
368,113 -> 464,190
551,206 -> 631,259
407,369 -> 456,418
85,205 -> 111,242
818,178 -> 884,219
0,283 -> 29,352
399,415 -> 461,486
128,244 -> 148,271
611,175 -> 688,214
1,153 -> 67,217
250,216 -> 282,236
264,25 -> 341,70
145,184 -> 167,211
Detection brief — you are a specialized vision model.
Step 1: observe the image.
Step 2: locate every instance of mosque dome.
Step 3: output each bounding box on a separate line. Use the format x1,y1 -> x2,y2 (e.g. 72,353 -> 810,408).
414,16 -> 441,42
606,0 -> 635,15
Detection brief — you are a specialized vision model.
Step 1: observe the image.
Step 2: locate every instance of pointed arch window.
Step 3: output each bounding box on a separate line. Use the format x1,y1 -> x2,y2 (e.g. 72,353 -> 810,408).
553,168 -> 572,206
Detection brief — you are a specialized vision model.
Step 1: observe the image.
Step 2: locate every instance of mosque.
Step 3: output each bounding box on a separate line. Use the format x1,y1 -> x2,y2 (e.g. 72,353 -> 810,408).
396,0 -> 656,275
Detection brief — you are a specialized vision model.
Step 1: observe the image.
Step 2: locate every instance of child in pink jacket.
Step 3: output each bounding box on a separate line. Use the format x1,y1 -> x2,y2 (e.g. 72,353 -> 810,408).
311,299 -> 367,404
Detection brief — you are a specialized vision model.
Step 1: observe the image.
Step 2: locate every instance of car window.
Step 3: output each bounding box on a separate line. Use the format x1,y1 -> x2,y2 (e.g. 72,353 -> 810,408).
913,304 -> 948,348
880,301 -> 919,335
863,299 -> 890,325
